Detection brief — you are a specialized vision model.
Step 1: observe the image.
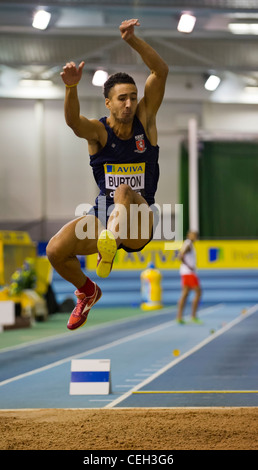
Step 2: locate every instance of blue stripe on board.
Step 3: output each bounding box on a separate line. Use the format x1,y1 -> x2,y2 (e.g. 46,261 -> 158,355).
71,371 -> 109,383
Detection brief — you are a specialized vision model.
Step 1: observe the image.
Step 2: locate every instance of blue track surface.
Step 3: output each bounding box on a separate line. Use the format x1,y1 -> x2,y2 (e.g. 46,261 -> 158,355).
0,301 -> 257,409
52,269 -> 258,306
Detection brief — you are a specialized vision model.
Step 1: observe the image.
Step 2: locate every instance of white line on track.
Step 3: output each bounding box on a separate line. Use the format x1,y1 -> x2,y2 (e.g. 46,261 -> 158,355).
104,303 -> 258,409
115,385 -> 132,388
0,311 -> 186,388
89,399 -> 113,402
0,306 -> 177,354
126,379 -> 141,382
0,303 -> 222,355
0,303 -> 228,389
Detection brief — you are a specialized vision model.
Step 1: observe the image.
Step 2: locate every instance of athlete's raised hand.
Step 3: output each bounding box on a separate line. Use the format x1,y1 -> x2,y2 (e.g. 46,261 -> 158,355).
119,19 -> 140,41
60,61 -> 85,87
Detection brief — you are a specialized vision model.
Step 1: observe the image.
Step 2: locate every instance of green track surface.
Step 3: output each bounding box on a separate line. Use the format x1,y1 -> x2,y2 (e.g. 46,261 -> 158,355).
0,306 -> 166,350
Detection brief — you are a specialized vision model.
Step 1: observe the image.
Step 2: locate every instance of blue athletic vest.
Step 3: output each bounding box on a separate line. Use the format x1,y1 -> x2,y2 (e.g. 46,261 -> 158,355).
89,116 -> 159,207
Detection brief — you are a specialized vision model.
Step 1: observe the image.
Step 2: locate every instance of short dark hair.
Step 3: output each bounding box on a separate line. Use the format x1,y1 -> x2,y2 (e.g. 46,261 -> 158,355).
103,72 -> 136,98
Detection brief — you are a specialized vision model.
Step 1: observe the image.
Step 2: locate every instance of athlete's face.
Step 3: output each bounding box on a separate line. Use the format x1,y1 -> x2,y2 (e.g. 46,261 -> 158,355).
188,231 -> 198,242
105,83 -> 138,123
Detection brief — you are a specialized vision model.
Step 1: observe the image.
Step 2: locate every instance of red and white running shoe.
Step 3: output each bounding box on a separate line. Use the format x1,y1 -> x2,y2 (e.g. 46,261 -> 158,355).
67,282 -> 102,330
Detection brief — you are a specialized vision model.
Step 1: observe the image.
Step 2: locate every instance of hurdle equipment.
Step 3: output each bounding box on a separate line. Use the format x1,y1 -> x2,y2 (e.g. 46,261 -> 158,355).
69,359 -> 111,395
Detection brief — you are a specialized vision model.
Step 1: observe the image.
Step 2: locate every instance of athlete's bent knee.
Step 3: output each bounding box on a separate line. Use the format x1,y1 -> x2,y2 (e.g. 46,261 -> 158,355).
46,237 -> 64,265
114,184 -> 133,202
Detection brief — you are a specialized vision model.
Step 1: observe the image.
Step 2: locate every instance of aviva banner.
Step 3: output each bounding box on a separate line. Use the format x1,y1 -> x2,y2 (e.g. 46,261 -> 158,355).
86,240 -> 258,270
196,240 -> 258,269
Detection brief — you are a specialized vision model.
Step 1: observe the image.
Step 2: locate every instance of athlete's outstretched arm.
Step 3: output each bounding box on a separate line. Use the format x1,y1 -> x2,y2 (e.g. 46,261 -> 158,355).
120,19 -> 168,118
60,61 -> 104,142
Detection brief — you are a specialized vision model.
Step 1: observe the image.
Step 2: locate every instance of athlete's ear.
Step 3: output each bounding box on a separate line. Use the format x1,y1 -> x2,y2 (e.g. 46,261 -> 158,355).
105,98 -> 111,110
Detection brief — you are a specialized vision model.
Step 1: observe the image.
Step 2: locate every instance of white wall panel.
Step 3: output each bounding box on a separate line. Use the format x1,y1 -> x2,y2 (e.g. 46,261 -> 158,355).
44,100 -> 99,220
0,99 -> 41,221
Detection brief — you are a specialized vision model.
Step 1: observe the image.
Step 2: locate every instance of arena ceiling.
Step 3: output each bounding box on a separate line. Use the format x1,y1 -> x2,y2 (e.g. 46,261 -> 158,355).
1,0 -> 258,98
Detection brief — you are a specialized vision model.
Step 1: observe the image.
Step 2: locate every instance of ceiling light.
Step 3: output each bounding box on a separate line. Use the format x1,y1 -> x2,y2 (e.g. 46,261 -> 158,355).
204,75 -> 221,91
92,70 -> 108,87
245,86 -> 258,94
32,10 -> 51,30
228,23 -> 258,35
177,13 -> 196,33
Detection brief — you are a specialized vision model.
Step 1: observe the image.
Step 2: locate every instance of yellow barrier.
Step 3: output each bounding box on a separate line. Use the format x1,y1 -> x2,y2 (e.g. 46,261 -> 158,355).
35,257 -> 53,296
0,231 -> 36,285
195,240 -> 258,269
87,241 -> 180,271
141,263 -> 163,310
86,240 -> 258,270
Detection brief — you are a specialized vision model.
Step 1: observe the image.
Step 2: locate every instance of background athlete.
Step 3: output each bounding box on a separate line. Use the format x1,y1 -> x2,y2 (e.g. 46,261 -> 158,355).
177,230 -> 202,324
46,19 -> 168,330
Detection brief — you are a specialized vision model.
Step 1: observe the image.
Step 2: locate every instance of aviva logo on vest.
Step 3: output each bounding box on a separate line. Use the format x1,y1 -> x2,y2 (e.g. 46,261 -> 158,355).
105,163 -> 145,174
209,247 -> 224,262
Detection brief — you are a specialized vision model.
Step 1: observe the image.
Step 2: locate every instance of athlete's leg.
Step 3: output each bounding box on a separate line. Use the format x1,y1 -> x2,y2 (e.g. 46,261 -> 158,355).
108,184 -> 153,250
177,286 -> 190,323
47,215 -> 105,330
96,184 -> 153,277
46,215 -> 103,288
191,285 -> 202,319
